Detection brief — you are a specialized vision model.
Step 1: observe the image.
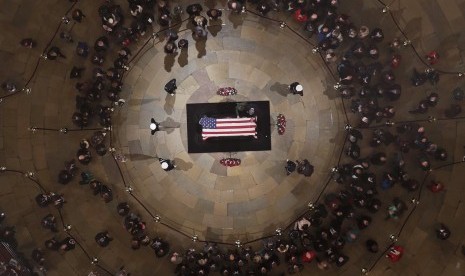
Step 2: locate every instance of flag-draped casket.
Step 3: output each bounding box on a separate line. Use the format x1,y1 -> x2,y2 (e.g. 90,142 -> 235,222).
199,116 -> 258,140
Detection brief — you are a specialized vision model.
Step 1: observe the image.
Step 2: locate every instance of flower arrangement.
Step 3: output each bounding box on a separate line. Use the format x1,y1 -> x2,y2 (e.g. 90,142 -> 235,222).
220,158 -> 241,167
277,114 -> 286,135
217,87 -> 238,96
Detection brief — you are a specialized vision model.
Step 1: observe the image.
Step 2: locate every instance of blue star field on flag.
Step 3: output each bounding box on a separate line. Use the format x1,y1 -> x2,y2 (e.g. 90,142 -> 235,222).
199,117 -> 217,129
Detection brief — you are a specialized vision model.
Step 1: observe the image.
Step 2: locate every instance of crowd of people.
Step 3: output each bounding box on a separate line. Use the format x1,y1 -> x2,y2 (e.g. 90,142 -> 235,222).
2,0 -> 463,275
283,0 -> 458,272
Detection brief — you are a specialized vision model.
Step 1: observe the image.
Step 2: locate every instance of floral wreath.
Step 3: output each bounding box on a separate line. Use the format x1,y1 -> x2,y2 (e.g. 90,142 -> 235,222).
277,114 -> 286,135
217,87 -> 238,96
220,158 -> 241,167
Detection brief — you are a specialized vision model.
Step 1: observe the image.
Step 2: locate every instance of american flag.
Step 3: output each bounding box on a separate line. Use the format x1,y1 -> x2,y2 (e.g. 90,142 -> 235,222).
199,116 -> 257,140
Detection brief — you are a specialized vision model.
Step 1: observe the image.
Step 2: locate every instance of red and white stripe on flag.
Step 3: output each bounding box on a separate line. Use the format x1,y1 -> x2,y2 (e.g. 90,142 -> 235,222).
202,117 -> 257,140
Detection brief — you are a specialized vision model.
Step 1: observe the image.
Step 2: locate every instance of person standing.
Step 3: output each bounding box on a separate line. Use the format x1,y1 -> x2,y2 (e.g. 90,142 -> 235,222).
72,9 -> 86,23
94,36 -> 109,53
347,143 -> 360,160
60,237 -> 76,251
409,100 -> 429,114
193,25 -> 208,39
297,159 -> 314,177
60,31 -> 74,43
149,118 -> 160,135
429,181 -> 445,193
46,46 -> 66,60
436,224 -> 451,240
70,66 -> 85,79
418,155 -> 431,171
228,1 -> 244,13
178,39 -> 188,49
41,214 -> 58,232
365,239 -> 378,253
386,245 -> 404,262
31,248 -> 45,265
76,42 -> 89,57
95,231 -> 113,247
257,3 -> 271,15
426,92 -> 439,107
289,82 -> 303,96
425,50 -> 439,65
164,41 -> 177,54
285,159 -> 296,175
386,197 -> 406,220
164,79 -> 177,96
186,3 -> 203,17
20,38 -> 36,48
1,81 -> 17,93
45,237 -> 60,251
207,8 -> 222,20
117,202 -> 130,216
159,158 -> 176,171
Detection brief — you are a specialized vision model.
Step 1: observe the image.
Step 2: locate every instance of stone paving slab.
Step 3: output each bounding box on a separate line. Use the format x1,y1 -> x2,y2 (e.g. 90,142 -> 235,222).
215,175 -> 240,191
233,213 -> 258,229
216,49 -> 240,62
248,68 -> 271,90
203,213 -> 233,229
205,62 -> 229,84
217,189 -> 234,203
210,160 -> 227,176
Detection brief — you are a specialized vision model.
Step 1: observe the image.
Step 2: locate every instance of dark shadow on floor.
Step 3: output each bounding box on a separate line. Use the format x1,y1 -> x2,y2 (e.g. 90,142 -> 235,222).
164,52 -> 178,72
264,161 -> 287,184
173,157 -> 193,171
128,154 -> 154,161
141,98 -> 160,105
270,82 -> 290,97
178,49 -> 188,67
208,20 -> 223,37
228,12 -> 244,29
195,37 -> 207,58
164,92 -> 175,115
161,117 -> 181,134
322,80 -> 339,100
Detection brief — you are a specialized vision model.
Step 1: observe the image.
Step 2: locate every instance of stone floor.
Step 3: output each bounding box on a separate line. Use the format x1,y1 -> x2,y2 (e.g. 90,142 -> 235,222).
116,12 -> 344,243
0,0 -> 465,275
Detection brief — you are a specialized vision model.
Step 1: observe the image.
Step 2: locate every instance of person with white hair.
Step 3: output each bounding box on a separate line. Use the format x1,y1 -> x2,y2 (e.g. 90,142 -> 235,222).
170,252 -> 183,265
289,81 -> 303,96
358,25 -> 370,39
295,216 -> 311,231
159,158 -> 176,171
228,0 -> 243,13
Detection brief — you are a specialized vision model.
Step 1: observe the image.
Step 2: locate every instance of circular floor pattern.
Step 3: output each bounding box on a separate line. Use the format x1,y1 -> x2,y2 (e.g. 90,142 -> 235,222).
2,0 -> 465,275
114,15 -> 346,242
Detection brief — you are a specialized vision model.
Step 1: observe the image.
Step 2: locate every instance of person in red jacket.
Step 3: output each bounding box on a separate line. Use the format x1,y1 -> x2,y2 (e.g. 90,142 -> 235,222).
391,54 -> 401,69
294,9 -> 308,22
429,181 -> 445,193
386,245 -> 404,262
302,250 -> 316,263
426,50 -> 439,65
